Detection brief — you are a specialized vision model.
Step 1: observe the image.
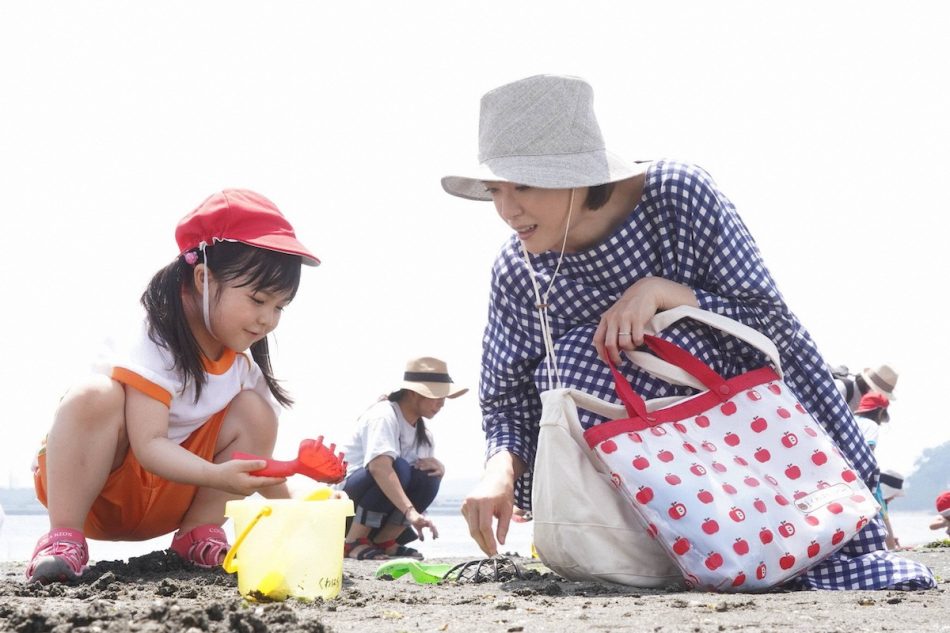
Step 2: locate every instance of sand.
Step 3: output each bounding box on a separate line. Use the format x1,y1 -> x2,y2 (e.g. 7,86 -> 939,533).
1,545 -> 948,633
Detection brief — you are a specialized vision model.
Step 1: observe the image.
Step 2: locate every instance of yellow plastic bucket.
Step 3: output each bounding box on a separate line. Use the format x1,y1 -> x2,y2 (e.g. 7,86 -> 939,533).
223,496 -> 354,601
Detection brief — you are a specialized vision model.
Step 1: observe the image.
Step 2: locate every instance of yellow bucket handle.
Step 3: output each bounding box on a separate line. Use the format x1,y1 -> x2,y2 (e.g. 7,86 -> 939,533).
222,505 -> 272,574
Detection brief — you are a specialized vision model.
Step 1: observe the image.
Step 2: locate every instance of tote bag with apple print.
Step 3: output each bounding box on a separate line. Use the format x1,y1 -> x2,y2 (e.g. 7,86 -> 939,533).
584,308 -> 879,592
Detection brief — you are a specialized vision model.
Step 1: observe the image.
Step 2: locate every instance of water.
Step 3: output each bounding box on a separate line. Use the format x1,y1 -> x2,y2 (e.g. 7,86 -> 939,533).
0,508 -> 536,563
0,510 -> 939,564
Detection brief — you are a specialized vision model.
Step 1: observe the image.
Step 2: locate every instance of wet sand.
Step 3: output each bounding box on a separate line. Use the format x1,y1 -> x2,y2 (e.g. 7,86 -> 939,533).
1,545 -> 947,632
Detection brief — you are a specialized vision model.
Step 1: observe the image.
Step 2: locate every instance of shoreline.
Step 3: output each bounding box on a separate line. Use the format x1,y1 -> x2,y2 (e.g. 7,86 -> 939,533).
0,544 -> 947,632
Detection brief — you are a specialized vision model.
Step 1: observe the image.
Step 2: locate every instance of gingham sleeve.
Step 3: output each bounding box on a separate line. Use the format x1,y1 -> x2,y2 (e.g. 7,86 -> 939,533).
479,257 -> 544,472
656,162 -> 789,341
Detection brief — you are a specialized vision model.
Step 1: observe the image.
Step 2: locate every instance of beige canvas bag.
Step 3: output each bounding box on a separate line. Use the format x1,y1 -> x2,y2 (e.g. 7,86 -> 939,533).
532,386 -> 683,587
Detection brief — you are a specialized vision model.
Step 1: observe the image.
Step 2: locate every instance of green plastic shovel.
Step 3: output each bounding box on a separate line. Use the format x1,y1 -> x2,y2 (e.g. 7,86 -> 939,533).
374,558 -> 455,584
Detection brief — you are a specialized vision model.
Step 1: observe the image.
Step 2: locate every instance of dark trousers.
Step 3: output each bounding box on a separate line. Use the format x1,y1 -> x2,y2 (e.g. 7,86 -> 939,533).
343,457 -> 442,544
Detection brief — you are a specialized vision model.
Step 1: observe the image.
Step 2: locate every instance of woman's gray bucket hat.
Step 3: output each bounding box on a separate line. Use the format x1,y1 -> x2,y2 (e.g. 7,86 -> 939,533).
441,74 -> 643,201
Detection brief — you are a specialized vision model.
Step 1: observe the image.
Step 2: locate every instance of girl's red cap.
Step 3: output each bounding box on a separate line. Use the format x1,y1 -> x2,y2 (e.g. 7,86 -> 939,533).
175,189 -> 320,266
937,491 -> 950,517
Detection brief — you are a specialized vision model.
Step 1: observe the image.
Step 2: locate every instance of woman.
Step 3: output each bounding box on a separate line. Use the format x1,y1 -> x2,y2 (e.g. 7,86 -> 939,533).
340,357 -> 467,560
441,74 -> 934,590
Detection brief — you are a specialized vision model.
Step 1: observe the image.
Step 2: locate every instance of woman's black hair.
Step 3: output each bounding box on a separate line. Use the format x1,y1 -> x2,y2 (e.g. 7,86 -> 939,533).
584,182 -> 616,210
140,240 -> 302,407
388,389 -> 433,449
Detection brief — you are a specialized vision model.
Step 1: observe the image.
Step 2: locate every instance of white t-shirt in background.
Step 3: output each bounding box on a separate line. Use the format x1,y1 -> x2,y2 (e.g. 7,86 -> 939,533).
341,400 -> 434,478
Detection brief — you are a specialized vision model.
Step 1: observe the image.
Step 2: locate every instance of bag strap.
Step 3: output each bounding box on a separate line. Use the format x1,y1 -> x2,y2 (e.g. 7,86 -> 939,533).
603,308 -> 771,414
604,355 -> 650,419
626,305 -> 784,387
604,333 -> 737,414
642,334 -> 729,394
567,388 -> 691,419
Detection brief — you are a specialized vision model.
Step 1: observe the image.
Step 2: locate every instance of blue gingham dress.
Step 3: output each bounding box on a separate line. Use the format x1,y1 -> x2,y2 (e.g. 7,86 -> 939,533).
480,160 -> 934,590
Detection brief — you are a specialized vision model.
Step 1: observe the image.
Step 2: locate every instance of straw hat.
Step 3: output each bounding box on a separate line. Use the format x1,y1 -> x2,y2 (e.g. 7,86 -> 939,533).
878,469 -> 905,501
441,74 -> 645,201
394,357 -> 468,400
861,364 -> 898,400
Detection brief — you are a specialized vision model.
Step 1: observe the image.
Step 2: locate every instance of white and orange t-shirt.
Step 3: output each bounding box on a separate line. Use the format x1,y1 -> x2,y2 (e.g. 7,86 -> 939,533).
105,321 -> 280,444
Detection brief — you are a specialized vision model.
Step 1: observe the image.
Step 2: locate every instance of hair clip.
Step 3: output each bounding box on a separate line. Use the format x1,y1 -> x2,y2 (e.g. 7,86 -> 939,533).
184,251 -> 199,265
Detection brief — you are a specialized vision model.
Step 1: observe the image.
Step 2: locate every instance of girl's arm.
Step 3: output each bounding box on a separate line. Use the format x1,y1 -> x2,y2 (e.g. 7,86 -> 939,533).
124,387 -> 274,496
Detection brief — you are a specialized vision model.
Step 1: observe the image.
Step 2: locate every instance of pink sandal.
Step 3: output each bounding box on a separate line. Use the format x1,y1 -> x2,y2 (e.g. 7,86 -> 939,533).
170,524 -> 229,568
26,528 -> 89,583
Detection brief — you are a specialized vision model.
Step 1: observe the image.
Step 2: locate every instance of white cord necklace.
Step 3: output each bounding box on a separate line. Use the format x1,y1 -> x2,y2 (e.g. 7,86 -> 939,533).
520,188 -> 575,391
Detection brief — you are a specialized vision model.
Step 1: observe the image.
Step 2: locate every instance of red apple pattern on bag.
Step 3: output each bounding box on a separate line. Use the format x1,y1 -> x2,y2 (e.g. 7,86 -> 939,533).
588,381 -> 879,592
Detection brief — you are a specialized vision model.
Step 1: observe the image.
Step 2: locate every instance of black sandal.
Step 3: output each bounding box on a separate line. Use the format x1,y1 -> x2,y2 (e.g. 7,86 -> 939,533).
375,539 -> 424,560
344,537 -> 388,560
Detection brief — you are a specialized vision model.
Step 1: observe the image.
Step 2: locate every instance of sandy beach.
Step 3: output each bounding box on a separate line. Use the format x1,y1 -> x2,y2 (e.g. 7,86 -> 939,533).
0,544 -> 946,633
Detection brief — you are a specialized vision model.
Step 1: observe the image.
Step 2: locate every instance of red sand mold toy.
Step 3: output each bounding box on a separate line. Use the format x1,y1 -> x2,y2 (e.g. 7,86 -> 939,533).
233,437 -> 347,484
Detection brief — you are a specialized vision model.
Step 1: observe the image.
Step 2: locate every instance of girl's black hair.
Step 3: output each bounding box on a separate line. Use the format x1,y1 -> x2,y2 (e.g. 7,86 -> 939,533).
388,389 -> 433,449
140,240 -> 302,407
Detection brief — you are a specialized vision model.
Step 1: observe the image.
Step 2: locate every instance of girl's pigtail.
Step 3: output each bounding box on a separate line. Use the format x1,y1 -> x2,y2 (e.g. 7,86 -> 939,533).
249,339 -> 293,407
141,257 -> 207,402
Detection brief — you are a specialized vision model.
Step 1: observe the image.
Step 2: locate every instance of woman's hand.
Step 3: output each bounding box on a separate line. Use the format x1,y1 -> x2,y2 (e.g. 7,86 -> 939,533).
406,508 -> 439,541
215,458 -> 287,496
461,453 -> 522,556
594,276 -> 699,364
414,457 -> 445,477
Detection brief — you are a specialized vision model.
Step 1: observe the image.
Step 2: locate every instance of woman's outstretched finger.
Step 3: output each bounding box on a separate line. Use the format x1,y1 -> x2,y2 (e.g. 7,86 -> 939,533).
462,501 -> 495,556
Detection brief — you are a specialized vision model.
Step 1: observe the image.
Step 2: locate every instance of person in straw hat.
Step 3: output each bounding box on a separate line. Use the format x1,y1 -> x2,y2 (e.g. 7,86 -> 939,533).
339,357 -> 467,560
832,363 -> 899,413
443,74 -> 934,590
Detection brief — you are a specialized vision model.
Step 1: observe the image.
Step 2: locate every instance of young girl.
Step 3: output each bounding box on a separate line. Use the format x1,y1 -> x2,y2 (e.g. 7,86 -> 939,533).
28,189 -> 319,583
339,357 -> 467,560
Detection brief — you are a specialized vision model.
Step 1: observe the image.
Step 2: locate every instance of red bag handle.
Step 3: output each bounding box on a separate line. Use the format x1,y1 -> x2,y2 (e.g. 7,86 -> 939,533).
641,334 -> 730,398
603,334 -> 733,419
603,354 -> 649,419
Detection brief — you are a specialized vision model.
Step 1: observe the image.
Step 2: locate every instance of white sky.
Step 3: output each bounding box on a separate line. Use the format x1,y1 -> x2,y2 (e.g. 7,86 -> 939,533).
1,2 -> 948,491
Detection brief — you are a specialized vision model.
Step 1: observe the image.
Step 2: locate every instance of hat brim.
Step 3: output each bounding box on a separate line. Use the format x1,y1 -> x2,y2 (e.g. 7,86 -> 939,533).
238,234 -> 321,267
861,370 -> 896,400
398,382 -> 469,400
442,151 -> 648,201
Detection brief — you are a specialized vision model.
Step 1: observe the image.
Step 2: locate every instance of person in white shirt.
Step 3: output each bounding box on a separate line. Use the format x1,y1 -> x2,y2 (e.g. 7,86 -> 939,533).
833,364 -> 898,413
340,357 -> 467,560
